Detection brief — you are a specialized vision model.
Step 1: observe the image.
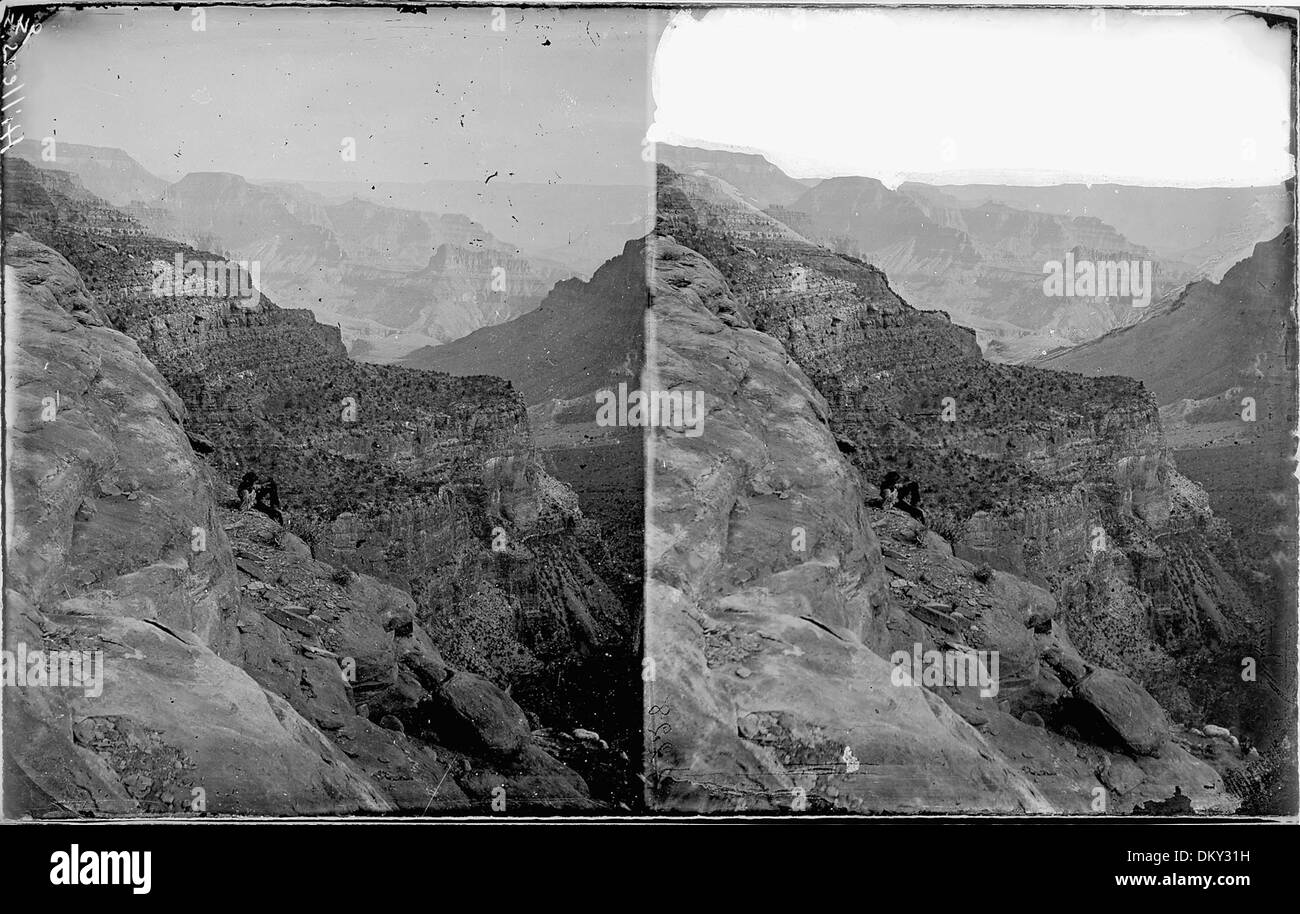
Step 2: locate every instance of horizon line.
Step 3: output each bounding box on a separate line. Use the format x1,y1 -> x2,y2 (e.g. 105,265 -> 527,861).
655,138 -> 1294,192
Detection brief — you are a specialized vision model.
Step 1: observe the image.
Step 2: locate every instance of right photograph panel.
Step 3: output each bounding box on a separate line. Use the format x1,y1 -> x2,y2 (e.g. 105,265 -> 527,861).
644,6 -> 1298,815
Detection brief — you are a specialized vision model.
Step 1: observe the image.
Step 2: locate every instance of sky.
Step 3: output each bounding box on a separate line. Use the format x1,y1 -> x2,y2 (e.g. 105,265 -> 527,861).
9,6 -> 1294,191
10,5 -> 660,186
648,7 -> 1296,188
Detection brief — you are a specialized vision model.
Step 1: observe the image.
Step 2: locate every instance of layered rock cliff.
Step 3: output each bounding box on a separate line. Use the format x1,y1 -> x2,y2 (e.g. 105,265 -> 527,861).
401,238 -> 648,615
647,164 -> 1269,813
1038,228 -> 1298,807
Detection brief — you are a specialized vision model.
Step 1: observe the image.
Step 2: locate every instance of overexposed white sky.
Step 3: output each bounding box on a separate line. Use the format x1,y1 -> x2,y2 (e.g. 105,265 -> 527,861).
648,7 -> 1295,187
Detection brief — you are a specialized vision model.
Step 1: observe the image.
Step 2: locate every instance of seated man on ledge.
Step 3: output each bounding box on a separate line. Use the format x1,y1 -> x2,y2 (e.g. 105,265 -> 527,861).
254,479 -> 284,526
237,471 -> 259,511
878,470 -> 925,524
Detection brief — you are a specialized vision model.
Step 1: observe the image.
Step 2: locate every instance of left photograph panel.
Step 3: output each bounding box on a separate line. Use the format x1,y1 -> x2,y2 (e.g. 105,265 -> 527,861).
1,4 -> 655,816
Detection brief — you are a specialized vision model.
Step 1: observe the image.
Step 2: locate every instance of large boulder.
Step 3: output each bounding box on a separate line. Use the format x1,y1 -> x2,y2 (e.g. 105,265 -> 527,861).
1072,668 -> 1170,757
426,671 -> 532,758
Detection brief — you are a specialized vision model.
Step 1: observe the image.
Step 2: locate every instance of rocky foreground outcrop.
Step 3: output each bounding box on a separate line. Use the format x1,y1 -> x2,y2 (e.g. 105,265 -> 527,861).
3,233 -> 598,814
2,182 -> 628,811
645,170 -> 1241,813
